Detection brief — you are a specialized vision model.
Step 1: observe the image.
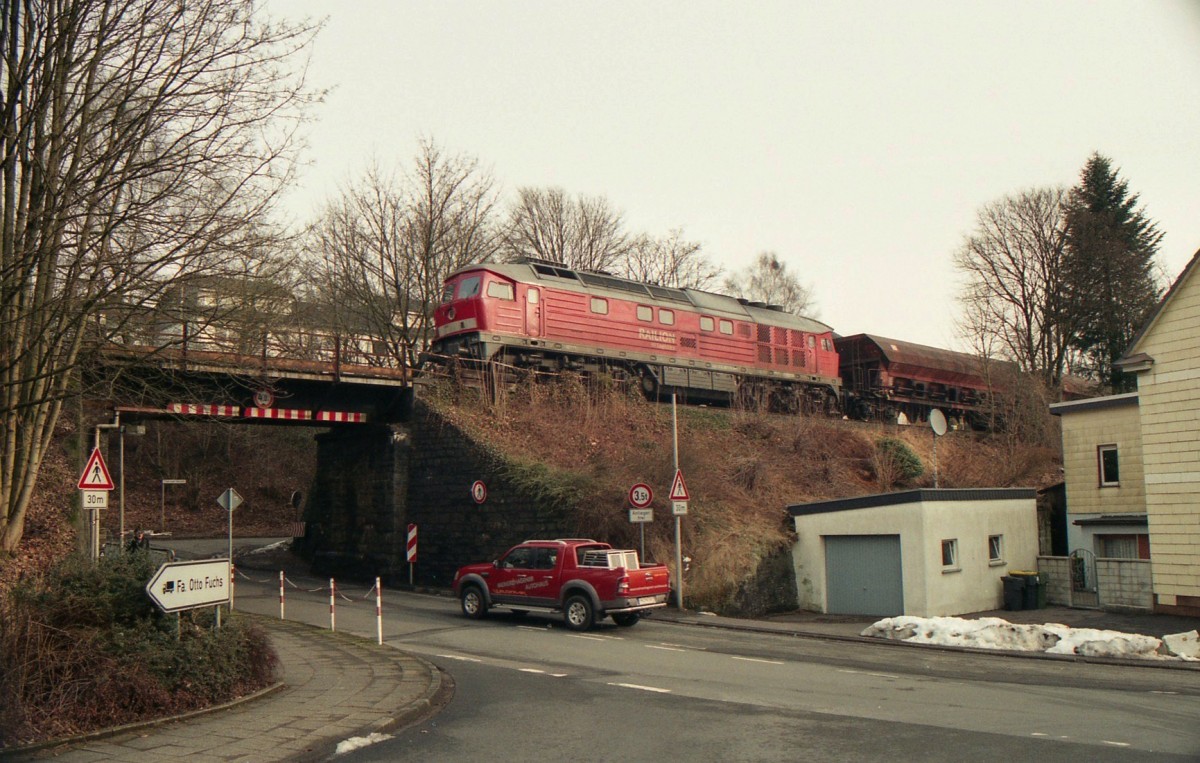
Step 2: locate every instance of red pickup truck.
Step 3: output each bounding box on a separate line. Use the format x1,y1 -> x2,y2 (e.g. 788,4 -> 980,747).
452,539 -> 671,631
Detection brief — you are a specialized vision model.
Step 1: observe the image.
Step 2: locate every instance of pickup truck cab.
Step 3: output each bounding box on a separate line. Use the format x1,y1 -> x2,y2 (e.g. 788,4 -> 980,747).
453,539 -> 671,631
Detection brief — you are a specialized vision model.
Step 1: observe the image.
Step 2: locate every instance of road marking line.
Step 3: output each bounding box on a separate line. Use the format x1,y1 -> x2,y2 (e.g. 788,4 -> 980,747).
732,656 -> 785,665
609,682 -> 671,693
837,669 -> 899,680
646,645 -> 687,652
516,626 -> 545,632
568,634 -> 607,642
519,668 -> 545,674
437,653 -> 481,663
1101,741 -> 1130,748
1031,733 -> 1048,737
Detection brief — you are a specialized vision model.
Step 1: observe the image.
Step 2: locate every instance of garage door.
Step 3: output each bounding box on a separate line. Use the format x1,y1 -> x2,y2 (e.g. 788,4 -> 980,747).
824,535 -> 903,616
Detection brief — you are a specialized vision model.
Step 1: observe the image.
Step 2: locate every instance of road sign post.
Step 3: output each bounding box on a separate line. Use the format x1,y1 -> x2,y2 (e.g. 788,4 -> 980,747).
78,447 -> 115,561
217,488 -> 243,609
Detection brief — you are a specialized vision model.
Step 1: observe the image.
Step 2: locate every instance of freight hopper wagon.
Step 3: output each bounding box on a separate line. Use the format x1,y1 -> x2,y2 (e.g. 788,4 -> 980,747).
835,333 -> 1000,429
426,258 -> 842,412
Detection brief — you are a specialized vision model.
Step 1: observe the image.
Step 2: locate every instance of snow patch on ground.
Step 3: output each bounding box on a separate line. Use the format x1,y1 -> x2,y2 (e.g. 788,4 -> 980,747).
335,732 -> 393,755
862,616 -> 1199,661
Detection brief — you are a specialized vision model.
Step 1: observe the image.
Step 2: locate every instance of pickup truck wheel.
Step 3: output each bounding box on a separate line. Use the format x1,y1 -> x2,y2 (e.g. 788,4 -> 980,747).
611,613 -> 640,627
563,594 -> 594,631
461,585 -> 488,619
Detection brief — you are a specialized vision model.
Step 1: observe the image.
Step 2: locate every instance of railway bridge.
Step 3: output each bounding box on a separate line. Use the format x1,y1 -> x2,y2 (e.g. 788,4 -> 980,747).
89,338 -> 573,585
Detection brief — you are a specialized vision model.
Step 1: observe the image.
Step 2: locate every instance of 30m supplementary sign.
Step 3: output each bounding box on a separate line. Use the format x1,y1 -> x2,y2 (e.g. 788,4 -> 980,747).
146,559 -> 231,613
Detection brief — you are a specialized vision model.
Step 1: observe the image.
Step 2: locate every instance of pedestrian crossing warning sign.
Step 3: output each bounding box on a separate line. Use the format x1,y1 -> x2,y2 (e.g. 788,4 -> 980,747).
78,448 -> 115,490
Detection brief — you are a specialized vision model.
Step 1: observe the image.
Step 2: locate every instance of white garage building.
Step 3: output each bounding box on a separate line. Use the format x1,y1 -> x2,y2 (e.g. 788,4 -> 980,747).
788,488 -> 1038,617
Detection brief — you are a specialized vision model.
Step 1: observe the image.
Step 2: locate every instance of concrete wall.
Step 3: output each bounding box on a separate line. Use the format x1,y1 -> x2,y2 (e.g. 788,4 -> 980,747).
300,400 -> 578,588
792,492 -> 1037,617
1037,555 -> 1152,611
1096,558 -> 1153,611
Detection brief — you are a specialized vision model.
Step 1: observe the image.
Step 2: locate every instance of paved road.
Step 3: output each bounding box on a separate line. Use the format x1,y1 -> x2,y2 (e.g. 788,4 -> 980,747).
227,570 -> 1200,762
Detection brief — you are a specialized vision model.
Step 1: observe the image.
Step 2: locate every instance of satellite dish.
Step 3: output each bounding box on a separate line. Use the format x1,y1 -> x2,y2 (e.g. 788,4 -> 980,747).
930,409 -> 948,437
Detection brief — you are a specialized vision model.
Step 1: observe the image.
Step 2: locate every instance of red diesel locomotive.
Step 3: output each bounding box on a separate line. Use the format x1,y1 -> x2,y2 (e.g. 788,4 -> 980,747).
426,258 -> 842,412
426,258 -> 998,425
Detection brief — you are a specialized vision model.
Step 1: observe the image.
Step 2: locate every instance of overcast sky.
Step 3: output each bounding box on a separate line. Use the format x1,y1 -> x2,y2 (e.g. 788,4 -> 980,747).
269,1 -> 1200,349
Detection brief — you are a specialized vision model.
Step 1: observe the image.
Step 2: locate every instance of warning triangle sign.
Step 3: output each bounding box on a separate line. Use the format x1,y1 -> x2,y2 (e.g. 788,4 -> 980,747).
78,448 -> 115,490
669,469 -> 690,501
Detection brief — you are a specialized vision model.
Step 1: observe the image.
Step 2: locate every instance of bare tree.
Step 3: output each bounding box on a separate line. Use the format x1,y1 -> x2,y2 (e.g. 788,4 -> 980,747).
501,187 -> 629,272
953,187 -> 1075,387
310,140 -> 499,367
623,229 -> 722,290
723,252 -> 816,316
0,0 -> 320,555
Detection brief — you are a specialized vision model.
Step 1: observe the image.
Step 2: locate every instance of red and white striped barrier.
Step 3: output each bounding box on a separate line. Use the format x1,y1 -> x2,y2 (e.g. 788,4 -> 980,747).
169,403 -> 240,416
246,407 -> 312,421
316,410 -> 367,423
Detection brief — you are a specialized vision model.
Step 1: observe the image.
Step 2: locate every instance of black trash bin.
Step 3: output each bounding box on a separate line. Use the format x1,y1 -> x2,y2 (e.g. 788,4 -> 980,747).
1001,575 -> 1026,611
1011,570 -> 1045,609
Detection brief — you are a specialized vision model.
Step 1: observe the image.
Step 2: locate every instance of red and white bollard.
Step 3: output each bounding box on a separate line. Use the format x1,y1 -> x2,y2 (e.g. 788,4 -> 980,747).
279,570 -> 285,620
376,577 -> 383,645
330,578 -> 336,632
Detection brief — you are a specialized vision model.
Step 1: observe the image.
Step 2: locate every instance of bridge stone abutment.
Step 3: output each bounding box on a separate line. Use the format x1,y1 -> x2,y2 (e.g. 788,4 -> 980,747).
300,400 -> 575,587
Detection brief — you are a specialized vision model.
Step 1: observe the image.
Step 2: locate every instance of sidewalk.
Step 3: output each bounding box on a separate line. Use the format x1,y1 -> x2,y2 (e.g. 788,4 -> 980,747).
10,618 -> 445,763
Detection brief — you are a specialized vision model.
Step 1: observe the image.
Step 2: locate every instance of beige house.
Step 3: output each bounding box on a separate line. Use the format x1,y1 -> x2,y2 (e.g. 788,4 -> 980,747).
1048,393 -> 1149,559
1114,249 -> 1200,616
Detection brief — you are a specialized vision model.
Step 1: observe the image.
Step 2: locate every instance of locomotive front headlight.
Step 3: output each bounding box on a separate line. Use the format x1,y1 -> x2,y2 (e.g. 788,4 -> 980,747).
447,307 -> 456,321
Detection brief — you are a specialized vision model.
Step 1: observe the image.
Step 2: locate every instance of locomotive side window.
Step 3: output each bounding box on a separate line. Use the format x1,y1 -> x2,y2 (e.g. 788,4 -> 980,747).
637,306 -> 653,321
458,276 -> 482,299
700,316 -> 714,332
822,338 -> 832,351
590,297 -> 609,315
486,281 -> 515,301
719,320 -> 733,335
807,335 -> 816,348
528,289 -> 539,304
659,309 -> 675,325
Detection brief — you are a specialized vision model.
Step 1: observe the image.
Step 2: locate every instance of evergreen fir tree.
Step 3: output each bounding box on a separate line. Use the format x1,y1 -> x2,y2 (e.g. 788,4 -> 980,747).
1062,153 -> 1163,392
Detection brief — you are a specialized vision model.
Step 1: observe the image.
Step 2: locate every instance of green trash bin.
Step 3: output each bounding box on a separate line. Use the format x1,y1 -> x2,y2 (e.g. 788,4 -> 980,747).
1001,575 -> 1025,611
1011,570 -> 1045,609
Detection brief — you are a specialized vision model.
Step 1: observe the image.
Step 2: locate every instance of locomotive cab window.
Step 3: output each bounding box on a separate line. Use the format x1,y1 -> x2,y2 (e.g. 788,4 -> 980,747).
807,335 -> 816,348
700,316 -> 714,332
441,283 -> 455,303
659,309 -> 675,325
486,281 -> 515,301
821,337 -> 833,352
719,319 -> 733,335
590,297 -> 609,315
637,305 -> 653,321
458,276 -> 482,299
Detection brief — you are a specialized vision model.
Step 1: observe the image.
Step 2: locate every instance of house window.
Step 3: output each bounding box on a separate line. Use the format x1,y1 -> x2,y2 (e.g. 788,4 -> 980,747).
659,309 -> 675,325
1098,444 -> 1120,487
590,297 -> 608,315
486,281 -> 514,300
988,534 -> 1004,565
700,316 -> 714,331
637,305 -> 653,321
1096,534 -> 1141,559
719,320 -> 733,335
941,539 -> 959,570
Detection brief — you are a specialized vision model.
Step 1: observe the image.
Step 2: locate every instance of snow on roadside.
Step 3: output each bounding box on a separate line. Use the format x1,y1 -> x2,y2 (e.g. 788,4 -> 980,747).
335,732 -> 393,755
861,615 -> 1199,661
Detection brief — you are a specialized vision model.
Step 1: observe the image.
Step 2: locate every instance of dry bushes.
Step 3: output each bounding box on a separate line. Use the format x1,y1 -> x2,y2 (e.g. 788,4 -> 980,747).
0,553 -> 277,748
